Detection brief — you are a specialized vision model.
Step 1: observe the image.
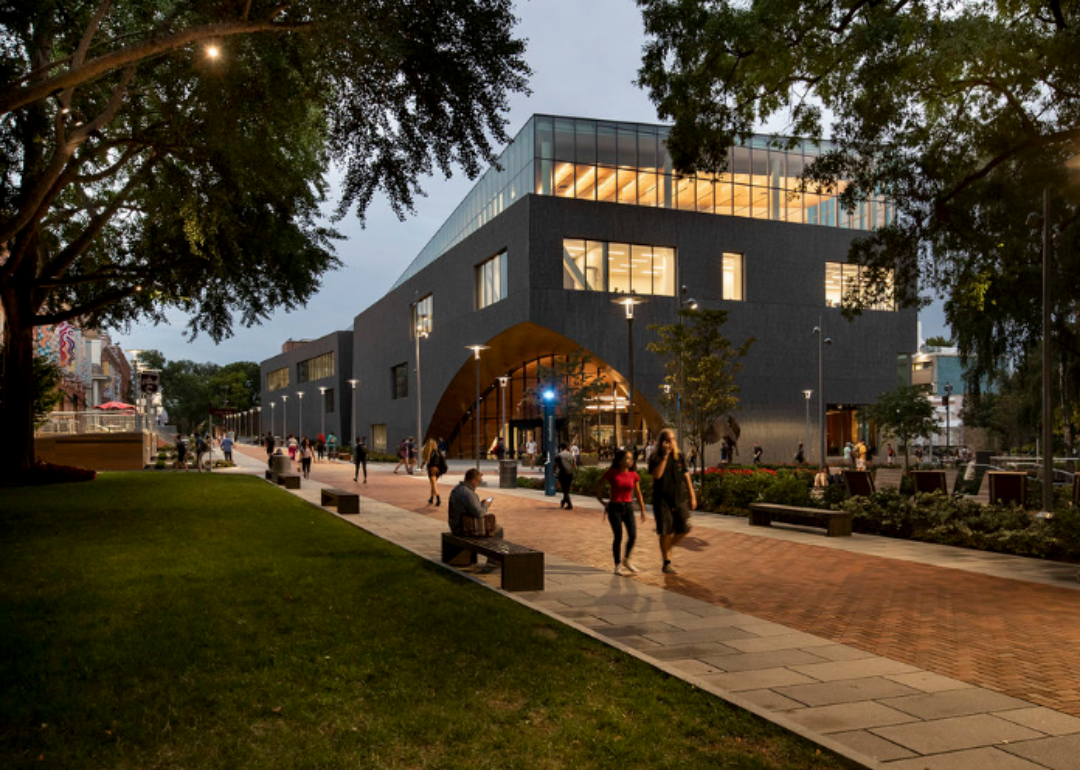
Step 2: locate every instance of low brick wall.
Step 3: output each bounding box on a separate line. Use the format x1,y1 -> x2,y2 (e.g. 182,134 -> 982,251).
36,432 -> 148,471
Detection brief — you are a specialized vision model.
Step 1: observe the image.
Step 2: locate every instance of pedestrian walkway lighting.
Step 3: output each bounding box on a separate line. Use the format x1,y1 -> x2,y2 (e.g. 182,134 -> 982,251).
465,345 -> 490,469
812,320 -> 831,465
280,395 -> 288,436
319,386 -> 328,440
297,391 -> 305,439
270,401 -> 276,437
498,376 -> 510,452
543,388 -> 557,497
254,406 -> 260,438
802,390 -> 812,460
206,45 -> 220,59
414,315 -> 429,452
348,380 -> 359,445
612,292 -> 647,452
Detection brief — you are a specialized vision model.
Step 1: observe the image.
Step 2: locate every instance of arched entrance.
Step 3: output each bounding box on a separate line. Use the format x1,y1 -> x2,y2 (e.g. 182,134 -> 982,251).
427,323 -> 662,460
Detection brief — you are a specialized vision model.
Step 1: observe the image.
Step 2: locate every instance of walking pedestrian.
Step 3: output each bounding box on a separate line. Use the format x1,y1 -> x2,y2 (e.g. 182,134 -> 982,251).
423,438 -> 448,505
265,432 -> 275,467
752,442 -> 763,465
299,437 -> 313,479
353,437 -> 368,483
220,433 -> 234,463
176,434 -> 188,470
327,432 -> 337,459
525,436 -> 537,468
394,438 -> 408,474
648,428 -> 697,575
887,443 -> 895,466
556,443 -> 575,509
406,436 -> 418,474
316,433 -> 326,461
595,448 -> 647,576
195,433 -> 209,472
287,434 -> 298,461
794,442 -> 805,465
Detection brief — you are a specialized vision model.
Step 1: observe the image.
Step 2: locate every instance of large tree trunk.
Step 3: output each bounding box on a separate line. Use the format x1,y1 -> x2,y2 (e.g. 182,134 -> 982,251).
0,282 -> 37,483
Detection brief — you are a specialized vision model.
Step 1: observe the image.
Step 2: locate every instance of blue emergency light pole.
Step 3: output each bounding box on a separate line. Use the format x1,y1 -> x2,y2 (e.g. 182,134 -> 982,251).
543,388 -> 557,496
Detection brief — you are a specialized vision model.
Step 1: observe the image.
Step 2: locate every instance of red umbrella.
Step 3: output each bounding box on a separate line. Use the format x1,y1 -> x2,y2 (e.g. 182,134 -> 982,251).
94,401 -> 137,411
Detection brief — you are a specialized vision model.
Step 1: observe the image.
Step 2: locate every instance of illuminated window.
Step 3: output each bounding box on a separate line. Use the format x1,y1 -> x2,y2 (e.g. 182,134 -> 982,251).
267,367 -> 289,392
722,253 -> 744,301
414,294 -> 433,337
477,251 -> 508,309
297,352 -> 334,383
562,239 -> 676,297
824,262 -> 895,310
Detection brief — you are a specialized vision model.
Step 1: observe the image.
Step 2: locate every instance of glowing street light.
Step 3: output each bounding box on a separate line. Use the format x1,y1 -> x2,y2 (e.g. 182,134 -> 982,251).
611,292 -> 647,454
348,380 -> 359,446
465,344 -> 490,469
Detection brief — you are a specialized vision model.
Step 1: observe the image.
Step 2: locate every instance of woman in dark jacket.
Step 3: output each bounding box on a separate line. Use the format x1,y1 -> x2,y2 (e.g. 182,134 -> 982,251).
647,428 -> 697,575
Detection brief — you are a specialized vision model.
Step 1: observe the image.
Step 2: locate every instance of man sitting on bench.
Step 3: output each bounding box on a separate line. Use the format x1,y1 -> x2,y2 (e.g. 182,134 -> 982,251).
448,469 -> 503,538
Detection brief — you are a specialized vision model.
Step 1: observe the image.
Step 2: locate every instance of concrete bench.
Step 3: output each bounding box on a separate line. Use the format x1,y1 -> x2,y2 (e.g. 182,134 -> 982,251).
321,487 -> 359,514
277,472 -> 301,490
441,533 -> 544,591
749,503 -> 853,537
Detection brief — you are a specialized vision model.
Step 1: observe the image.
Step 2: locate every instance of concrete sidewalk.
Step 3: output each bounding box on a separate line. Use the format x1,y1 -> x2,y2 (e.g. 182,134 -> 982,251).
234,446 -> 1080,769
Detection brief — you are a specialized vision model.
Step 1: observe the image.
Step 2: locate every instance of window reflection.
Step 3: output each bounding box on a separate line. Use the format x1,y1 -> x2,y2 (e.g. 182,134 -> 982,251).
824,262 -> 894,310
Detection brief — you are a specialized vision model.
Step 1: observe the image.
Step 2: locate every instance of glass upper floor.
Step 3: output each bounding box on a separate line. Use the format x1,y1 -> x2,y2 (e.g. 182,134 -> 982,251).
391,114 -> 894,289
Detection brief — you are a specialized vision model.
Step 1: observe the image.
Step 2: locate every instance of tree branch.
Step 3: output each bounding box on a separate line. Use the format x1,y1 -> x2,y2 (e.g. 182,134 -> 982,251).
0,18 -> 311,116
34,285 -> 143,326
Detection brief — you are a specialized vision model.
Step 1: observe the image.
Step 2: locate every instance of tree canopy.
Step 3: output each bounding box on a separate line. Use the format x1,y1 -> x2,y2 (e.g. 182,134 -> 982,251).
637,0 -> 1080,412
864,385 -> 939,468
0,0 -> 529,478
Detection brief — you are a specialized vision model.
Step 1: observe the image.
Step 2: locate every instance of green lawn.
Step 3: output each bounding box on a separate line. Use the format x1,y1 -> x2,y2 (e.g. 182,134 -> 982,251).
0,474 -> 856,769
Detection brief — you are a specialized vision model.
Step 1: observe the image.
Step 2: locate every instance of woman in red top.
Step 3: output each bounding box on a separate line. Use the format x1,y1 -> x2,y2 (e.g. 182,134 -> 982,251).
595,448 -> 647,575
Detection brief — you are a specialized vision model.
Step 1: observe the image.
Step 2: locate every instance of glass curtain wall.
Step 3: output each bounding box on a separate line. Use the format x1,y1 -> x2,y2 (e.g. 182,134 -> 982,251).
533,116 -> 892,232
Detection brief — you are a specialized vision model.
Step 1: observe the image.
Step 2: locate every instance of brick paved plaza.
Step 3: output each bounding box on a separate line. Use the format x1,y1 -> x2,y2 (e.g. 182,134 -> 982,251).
235,446 -> 1080,769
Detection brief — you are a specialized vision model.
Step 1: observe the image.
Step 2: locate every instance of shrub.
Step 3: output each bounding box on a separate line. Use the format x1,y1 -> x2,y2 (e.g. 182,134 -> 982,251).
759,474 -> 812,507
154,460 -> 166,469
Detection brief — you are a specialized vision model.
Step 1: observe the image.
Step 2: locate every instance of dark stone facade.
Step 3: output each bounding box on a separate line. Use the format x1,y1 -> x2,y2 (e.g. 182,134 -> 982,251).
260,330 -> 354,444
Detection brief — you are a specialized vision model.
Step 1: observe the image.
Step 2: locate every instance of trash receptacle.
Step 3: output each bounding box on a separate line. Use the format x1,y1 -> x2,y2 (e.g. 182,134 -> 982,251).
270,452 -> 291,479
499,459 -> 518,488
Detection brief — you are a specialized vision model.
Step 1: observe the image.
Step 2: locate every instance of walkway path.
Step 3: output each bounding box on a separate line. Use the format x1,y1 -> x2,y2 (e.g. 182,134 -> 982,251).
235,447 -> 1080,769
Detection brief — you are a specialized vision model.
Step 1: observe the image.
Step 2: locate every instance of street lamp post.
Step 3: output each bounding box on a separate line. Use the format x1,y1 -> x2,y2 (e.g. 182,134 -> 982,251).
612,292 -> 647,455
802,389 -> 813,460
348,380 -> 359,446
318,386 -> 327,443
270,402 -> 276,438
465,345 -> 490,469
414,314 -> 429,448
497,375 -> 509,452
297,391 -> 305,439
254,406 -> 260,441
943,382 -> 953,453
280,395 -> 289,437
812,318 -> 832,466
677,287 -> 698,444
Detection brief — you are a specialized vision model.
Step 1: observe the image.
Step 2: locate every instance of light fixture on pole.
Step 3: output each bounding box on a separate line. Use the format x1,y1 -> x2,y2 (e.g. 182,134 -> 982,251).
254,406 -> 260,440
297,391 -> 305,439
812,319 -> 832,466
414,312 -> 429,448
465,345 -> 490,469
943,382 -> 953,453
802,389 -> 813,461
270,401 -> 276,438
318,386 -> 328,441
348,380 -> 359,445
280,395 -> 288,437
677,287 -> 698,443
497,376 -> 509,452
612,292 -> 648,454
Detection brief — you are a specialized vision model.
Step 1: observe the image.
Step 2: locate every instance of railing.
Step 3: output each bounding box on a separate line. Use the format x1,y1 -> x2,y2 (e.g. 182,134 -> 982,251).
35,411 -> 140,435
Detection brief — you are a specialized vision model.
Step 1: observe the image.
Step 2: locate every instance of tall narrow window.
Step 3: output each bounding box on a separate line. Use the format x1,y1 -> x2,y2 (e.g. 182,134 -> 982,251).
391,364 -> 408,399
414,294 -> 433,336
722,253 -> 744,301
477,251 -> 508,309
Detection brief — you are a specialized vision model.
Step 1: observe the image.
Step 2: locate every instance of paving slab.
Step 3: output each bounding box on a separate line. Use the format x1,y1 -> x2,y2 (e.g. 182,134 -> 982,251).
792,658 -> 922,682
871,714 -> 1045,754
776,678 -> 926,708
1001,732 -> 1080,769
881,688 -> 1034,720
698,667 -> 821,692
785,701 -> 919,734
882,746 -> 1048,769
698,648 -> 832,673
828,730 -> 918,762
884,672 -> 976,694
994,707 -> 1080,736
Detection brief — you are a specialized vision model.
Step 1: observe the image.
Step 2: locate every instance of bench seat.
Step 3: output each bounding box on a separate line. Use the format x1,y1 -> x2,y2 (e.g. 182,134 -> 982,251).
321,487 -> 359,514
749,503 -> 853,537
277,472 -> 301,490
441,532 -> 544,591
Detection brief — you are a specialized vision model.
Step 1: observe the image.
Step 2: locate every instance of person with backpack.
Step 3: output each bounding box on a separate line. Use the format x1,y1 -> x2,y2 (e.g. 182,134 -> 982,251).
327,432 -> 337,459
195,433 -> 208,472
176,434 -> 188,470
